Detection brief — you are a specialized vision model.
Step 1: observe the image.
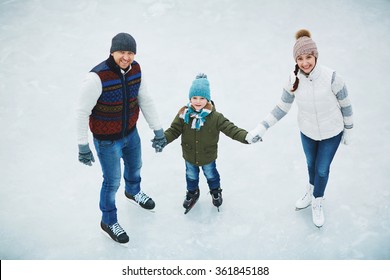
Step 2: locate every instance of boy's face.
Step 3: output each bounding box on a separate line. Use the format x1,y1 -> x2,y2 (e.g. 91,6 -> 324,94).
190,96 -> 208,111
111,51 -> 135,69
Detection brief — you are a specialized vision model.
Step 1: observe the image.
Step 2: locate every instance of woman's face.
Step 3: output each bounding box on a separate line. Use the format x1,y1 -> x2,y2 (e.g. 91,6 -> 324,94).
296,54 -> 316,74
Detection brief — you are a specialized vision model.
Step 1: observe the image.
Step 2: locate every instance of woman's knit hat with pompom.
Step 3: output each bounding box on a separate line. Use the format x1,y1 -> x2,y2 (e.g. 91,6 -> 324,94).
293,29 -> 318,61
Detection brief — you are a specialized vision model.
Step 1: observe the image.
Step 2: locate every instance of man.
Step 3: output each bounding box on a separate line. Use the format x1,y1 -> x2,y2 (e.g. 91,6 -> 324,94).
76,33 -> 167,244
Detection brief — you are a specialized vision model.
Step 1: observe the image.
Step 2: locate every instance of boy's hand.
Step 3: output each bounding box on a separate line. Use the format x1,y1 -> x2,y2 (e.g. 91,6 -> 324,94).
151,129 -> 167,152
245,132 -> 262,144
246,124 -> 267,144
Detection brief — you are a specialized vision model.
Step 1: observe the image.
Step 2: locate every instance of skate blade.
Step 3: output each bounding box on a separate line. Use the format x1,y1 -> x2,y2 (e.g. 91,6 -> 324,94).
183,198 -> 199,214
184,204 -> 196,214
101,230 -> 129,247
127,199 -> 156,213
295,205 -> 311,211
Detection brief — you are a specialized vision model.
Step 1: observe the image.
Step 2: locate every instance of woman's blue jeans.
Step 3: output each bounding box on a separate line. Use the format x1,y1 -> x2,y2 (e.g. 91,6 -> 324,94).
185,160 -> 220,192
93,128 -> 142,225
300,131 -> 342,198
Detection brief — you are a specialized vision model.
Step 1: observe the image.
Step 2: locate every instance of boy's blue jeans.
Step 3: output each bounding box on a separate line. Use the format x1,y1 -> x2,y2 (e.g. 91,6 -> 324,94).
300,131 -> 342,198
93,127 -> 142,225
185,160 -> 220,192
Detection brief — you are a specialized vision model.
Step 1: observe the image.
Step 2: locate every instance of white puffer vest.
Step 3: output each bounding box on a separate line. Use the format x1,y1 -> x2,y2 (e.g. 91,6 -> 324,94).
289,65 -> 344,141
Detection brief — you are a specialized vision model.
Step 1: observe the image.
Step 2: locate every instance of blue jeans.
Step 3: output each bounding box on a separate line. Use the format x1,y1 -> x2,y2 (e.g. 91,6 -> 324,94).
93,127 -> 142,225
185,160 -> 220,192
300,132 -> 342,198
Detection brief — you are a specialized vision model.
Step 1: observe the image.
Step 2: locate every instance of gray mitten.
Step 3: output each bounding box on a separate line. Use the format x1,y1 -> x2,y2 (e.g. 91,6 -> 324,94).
151,129 -> 167,153
78,144 -> 95,166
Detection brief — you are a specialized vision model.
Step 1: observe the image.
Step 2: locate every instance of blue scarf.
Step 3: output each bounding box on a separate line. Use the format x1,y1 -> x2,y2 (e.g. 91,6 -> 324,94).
182,103 -> 211,130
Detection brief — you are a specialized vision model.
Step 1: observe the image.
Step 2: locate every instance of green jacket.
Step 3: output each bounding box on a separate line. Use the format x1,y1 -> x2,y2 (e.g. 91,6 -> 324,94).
164,103 -> 248,166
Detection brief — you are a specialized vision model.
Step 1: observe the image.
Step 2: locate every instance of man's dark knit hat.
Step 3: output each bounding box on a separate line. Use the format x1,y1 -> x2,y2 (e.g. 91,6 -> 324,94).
110,33 -> 137,54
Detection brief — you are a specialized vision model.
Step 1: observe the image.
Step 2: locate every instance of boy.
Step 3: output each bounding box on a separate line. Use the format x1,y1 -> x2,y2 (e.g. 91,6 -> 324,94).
153,73 -> 259,213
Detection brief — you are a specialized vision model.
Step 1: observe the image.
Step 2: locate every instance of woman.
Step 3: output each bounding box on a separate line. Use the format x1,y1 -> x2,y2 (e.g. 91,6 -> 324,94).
248,29 -> 353,227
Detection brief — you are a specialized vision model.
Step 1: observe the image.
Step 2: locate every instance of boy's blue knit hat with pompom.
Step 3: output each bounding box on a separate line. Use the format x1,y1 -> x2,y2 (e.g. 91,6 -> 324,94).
189,73 -> 210,101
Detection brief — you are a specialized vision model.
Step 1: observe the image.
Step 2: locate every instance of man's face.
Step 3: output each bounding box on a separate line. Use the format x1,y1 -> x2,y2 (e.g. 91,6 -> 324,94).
111,51 -> 134,69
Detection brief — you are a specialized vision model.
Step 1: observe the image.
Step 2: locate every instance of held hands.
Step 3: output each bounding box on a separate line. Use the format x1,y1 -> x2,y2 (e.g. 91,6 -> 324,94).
78,143 -> 95,166
246,124 -> 267,144
245,132 -> 262,144
151,128 -> 167,152
342,128 -> 352,145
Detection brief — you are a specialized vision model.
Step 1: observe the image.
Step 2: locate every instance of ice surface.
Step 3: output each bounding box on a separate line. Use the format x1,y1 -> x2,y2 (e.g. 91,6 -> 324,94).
0,0 -> 389,260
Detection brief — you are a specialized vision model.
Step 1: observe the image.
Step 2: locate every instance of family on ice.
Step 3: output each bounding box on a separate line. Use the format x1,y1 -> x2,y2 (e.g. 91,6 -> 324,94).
76,29 -> 353,244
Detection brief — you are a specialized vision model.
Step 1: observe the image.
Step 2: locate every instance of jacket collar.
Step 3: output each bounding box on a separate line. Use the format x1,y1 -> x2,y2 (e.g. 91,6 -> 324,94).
179,101 -> 214,116
106,55 -> 132,75
299,64 -> 321,80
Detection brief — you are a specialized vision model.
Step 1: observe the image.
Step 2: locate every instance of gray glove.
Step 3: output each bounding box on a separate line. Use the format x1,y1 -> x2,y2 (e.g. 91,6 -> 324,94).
151,129 -> 167,153
78,144 -> 95,166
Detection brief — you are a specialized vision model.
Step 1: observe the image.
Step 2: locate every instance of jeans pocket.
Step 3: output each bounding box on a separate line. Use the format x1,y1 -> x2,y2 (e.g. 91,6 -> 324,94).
98,140 -> 115,147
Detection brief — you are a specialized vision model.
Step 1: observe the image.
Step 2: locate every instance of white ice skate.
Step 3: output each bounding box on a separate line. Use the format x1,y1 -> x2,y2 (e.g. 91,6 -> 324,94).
311,197 -> 325,228
295,184 -> 313,210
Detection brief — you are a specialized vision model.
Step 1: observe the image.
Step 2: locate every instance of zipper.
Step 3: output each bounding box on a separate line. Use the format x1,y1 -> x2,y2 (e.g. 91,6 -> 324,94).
121,72 -> 128,138
309,76 -> 321,139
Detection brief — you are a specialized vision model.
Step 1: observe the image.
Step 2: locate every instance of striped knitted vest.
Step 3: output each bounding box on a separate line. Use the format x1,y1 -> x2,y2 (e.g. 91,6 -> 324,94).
89,57 -> 141,140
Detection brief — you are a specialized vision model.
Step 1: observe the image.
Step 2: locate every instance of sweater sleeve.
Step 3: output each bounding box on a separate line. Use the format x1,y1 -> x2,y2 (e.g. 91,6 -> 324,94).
164,113 -> 184,144
260,88 -> 295,130
76,72 -> 102,145
331,72 -> 353,129
137,74 -> 162,131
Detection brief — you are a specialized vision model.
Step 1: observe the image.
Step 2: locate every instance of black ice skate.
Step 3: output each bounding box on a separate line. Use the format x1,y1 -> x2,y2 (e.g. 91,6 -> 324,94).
210,188 -> 223,211
125,190 -> 155,211
100,221 -> 129,244
183,189 -> 200,214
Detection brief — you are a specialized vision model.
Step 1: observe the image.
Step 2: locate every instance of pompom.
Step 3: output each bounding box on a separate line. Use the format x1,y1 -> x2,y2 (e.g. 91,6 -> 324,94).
295,29 -> 311,40
196,73 -> 207,79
